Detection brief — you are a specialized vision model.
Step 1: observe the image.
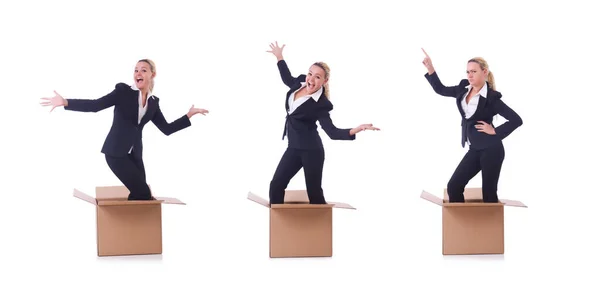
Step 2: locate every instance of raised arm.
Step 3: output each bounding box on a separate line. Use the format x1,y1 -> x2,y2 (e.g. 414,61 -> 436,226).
277,60 -> 298,88
421,48 -> 464,98
424,72 -> 467,98
267,41 -> 299,88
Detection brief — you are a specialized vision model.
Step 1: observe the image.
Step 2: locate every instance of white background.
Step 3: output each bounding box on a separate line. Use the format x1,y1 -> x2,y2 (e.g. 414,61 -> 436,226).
1,0 -> 598,286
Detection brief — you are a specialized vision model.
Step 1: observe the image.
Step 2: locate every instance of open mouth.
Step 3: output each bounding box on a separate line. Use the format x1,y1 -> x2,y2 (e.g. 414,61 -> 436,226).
136,78 -> 144,84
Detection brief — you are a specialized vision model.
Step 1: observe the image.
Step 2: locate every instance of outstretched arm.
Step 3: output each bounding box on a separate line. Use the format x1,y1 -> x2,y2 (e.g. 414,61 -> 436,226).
40,83 -> 124,113
151,102 -> 208,136
318,112 -> 380,140
318,112 -> 355,140
151,101 -> 192,136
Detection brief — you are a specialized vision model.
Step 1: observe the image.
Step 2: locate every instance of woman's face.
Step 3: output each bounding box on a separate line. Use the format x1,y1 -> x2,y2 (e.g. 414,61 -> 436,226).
466,61 -> 488,87
134,61 -> 154,91
306,64 -> 328,94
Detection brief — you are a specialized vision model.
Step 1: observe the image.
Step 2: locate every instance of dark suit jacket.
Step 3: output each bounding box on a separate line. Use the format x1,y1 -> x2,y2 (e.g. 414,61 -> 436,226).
424,72 -> 523,150
277,60 -> 355,149
64,83 -> 191,158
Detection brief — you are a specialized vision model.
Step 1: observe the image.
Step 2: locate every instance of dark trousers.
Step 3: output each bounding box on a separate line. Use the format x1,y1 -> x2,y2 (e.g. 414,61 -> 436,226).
447,142 -> 505,203
269,147 -> 326,204
105,153 -> 153,200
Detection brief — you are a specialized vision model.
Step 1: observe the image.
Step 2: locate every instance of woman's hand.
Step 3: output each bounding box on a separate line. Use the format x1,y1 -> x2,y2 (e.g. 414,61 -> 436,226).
40,90 -> 68,112
421,48 -> 435,75
187,105 -> 209,118
266,41 -> 285,61
350,124 -> 380,136
475,121 -> 496,135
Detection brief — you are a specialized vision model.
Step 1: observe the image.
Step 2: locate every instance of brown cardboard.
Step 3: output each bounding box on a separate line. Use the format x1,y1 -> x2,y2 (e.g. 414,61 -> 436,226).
421,188 -> 527,255
73,185 -> 185,256
247,190 -> 355,258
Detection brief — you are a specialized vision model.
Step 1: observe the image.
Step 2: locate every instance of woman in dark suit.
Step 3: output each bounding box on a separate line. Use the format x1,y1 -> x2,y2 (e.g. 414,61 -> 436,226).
421,48 -> 523,203
40,59 -> 209,200
266,42 -> 380,205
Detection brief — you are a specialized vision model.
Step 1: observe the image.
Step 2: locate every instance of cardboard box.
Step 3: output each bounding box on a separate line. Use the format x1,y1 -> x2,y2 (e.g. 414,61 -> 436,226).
421,187 -> 527,255
73,185 -> 185,256
247,190 -> 355,258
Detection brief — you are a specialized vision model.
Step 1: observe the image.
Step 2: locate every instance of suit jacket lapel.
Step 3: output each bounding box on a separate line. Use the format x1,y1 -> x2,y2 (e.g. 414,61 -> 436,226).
140,96 -> 156,126
456,87 -> 468,119
286,82 -> 303,113
291,97 -> 318,116
469,96 -> 487,120
469,83 -> 492,120
129,89 -> 141,126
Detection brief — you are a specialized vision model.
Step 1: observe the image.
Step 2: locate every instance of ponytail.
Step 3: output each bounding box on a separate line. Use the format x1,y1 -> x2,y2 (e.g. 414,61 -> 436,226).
487,71 -> 496,91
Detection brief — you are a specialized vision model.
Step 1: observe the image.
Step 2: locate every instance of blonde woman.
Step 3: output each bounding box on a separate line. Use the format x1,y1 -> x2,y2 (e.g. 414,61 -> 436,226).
422,48 -> 523,203
40,59 -> 209,200
266,42 -> 379,204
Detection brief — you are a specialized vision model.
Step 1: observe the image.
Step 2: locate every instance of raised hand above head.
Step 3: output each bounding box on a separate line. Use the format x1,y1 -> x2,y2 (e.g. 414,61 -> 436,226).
267,41 -> 286,61
421,48 -> 435,75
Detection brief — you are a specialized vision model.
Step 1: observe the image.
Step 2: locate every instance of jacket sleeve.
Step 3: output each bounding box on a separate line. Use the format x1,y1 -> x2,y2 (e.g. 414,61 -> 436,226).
277,60 -> 300,89
424,72 -> 466,98
317,111 -> 355,141
493,96 -> 523,140
64,83 -> 126,112
151,99 -> 192,136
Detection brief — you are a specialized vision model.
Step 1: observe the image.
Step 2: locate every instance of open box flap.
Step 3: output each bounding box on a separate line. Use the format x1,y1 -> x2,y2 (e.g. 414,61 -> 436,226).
73,189 -> 97,205
328,202 -> 356,210
247,192 -> 270,208
500,199 -> 528,208
155,197 -> 186,205
421,190 -> 443,206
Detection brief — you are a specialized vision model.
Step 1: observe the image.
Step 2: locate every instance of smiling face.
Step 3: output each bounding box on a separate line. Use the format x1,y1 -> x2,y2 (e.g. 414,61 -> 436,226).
134,60 -> 155,91
306,64 -> 328,95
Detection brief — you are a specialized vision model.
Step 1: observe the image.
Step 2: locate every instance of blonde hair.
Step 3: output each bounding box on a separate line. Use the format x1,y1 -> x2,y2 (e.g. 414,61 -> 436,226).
138,59 -> 156,93
312,62 -> 330,99
468,57 -> 495,90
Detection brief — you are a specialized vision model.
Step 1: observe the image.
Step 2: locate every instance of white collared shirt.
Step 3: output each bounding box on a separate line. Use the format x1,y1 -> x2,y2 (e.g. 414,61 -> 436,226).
461,82 -> 487,119
461,82 -> 487,145
130,84 -> 154,153
288,82 -> 323,114
137,89 -> 151,124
